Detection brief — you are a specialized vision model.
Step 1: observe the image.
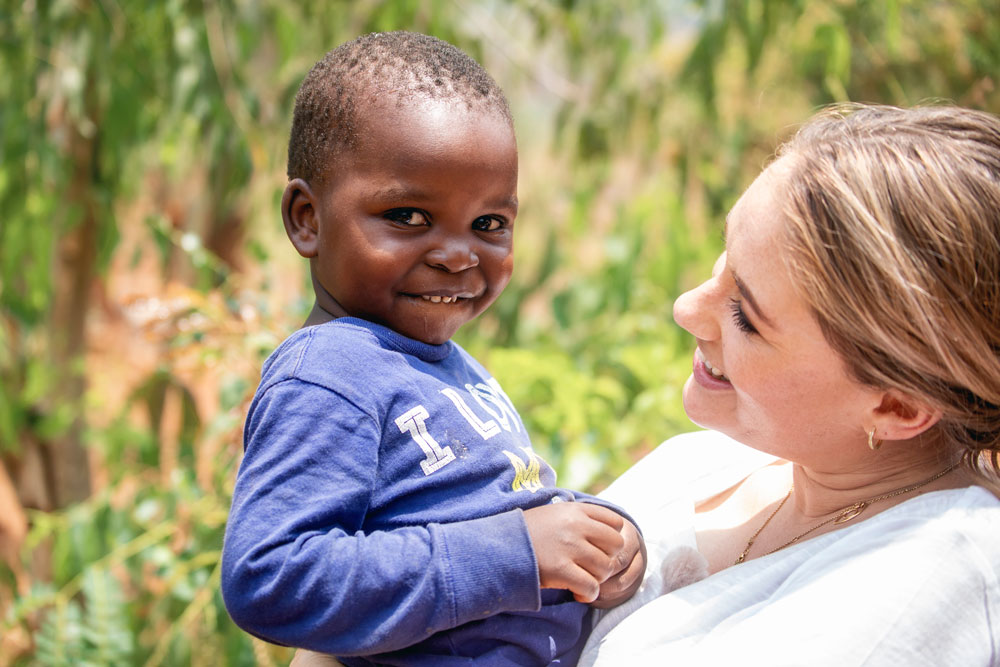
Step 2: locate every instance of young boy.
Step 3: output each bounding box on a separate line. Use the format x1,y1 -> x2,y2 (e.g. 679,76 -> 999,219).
221,32 -> 645,666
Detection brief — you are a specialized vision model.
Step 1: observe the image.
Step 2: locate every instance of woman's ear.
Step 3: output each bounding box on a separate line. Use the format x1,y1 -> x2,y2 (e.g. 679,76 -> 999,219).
871,390 -> 942,442
282,178 -> 320,258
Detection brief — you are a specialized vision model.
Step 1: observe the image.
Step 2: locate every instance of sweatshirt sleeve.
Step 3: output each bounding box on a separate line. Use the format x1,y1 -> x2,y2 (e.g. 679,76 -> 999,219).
220,379 -> 542,656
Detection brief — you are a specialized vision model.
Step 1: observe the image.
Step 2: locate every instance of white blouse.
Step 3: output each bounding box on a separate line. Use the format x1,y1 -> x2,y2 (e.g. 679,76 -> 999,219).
581,431 -> 1000,667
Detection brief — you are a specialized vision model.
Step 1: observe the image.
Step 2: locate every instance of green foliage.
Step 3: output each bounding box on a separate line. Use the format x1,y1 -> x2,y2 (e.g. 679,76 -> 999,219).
6,424 -> 268,665
4,0 -> 1000,663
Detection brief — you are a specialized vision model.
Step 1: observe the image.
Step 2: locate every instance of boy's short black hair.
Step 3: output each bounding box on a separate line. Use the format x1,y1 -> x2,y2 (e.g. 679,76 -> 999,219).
287,31 -> 512,183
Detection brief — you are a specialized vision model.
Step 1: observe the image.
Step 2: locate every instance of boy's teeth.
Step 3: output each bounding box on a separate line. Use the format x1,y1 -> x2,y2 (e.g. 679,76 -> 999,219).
420,295 -> 456,304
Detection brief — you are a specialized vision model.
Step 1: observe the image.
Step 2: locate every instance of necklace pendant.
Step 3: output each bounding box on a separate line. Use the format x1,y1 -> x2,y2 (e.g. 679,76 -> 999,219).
834,501 -> 869,524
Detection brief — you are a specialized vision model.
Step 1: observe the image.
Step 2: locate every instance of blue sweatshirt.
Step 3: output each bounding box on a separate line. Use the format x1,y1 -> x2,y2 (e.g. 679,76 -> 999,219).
221,318 -> 621,665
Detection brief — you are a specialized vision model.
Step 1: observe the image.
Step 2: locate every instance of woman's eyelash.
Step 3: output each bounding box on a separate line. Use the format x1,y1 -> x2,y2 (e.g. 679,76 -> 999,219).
728,299 -> 758,334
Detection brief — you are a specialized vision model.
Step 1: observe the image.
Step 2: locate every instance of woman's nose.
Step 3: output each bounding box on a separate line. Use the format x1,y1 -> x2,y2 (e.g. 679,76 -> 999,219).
425,240 -> 479,273
673,277 -> 722,341
674,252 -> 727,339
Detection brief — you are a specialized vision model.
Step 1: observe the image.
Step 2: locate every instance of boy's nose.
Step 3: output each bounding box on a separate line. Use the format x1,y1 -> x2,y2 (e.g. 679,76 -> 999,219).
425,242 -> 479,273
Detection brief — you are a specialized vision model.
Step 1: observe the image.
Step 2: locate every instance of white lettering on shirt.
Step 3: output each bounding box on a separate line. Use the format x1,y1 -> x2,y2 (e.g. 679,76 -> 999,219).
439,388 -> 502,440
468,379 -> 521,434
395,405 -> 456,475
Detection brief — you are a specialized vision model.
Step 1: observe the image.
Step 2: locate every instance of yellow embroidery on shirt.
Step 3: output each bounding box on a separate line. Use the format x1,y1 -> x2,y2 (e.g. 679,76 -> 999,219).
502,447 -> 543,492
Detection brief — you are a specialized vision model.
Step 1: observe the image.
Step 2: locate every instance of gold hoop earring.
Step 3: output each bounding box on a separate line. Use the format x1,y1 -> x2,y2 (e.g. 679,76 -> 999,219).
868,428 -> 882,451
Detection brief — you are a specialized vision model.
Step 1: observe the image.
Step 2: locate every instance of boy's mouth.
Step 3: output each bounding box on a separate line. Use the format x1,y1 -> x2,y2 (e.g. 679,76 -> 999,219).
402,289 -> 480,304
419,294 -> 460,304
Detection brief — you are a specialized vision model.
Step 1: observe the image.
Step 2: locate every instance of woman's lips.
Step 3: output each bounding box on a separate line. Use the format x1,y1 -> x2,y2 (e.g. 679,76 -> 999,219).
693,348 -> 733,389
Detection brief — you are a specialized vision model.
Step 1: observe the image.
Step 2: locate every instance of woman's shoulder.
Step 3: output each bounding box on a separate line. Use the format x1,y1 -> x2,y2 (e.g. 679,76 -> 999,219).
792,484 -> 1000,584
647,430 -> 766,464
623,430 -> 771,474
601,430 -> 777,501
881,485 -> 1000,556
596,430 -> 778,529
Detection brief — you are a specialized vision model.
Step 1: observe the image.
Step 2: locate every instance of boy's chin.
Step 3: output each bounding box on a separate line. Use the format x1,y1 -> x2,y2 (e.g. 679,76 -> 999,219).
389,301 -> 490,345
405,323 -> 463,346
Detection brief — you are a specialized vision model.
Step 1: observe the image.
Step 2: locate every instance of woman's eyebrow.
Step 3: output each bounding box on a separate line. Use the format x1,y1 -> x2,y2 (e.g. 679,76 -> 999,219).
732,271 -> 776,330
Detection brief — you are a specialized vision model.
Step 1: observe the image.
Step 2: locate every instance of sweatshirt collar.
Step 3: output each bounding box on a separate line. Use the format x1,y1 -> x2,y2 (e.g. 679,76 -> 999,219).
330,317 -> 453,362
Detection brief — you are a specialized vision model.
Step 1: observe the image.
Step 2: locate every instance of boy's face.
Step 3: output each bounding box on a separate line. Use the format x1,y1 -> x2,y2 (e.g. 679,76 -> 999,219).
295,99 -> 518,345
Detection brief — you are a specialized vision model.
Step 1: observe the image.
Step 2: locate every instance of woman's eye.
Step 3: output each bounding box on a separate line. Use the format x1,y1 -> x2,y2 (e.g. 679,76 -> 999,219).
385,209 -> 429,226
472,216 -> 504,232
728,298 -> 758,335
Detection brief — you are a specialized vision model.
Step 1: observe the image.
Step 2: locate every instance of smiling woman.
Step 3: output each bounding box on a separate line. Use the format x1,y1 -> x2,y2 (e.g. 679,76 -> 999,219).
674,157 -> 891,475
579,104 -> 1000,666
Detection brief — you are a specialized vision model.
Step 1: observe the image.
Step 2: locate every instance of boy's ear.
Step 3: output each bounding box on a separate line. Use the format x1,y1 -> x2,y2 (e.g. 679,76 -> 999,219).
871,390 -> 942,442
282,178 -> 320,258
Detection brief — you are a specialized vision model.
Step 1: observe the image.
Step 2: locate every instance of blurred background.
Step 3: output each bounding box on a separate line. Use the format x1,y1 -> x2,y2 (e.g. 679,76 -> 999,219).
2,0 -> 999,664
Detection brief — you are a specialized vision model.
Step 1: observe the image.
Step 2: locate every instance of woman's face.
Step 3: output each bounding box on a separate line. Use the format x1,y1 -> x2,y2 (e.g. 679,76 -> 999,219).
672,158 -> 882,467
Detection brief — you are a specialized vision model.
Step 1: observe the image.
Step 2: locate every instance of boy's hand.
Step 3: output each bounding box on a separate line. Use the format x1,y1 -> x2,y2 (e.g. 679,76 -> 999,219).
591,518 -> 646,609
523,503 -> 626,604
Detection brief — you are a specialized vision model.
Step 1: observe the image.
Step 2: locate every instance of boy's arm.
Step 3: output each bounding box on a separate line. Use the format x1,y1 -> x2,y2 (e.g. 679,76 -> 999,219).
220,380 -> 542,656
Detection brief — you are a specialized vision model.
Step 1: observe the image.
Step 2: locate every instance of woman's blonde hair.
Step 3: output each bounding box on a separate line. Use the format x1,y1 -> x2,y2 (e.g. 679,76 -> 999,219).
777,104 -> 1000,490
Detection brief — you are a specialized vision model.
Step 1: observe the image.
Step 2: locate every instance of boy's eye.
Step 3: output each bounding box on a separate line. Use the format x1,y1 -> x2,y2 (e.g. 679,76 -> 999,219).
385,209 -> 429,226
472,216 -> 504,232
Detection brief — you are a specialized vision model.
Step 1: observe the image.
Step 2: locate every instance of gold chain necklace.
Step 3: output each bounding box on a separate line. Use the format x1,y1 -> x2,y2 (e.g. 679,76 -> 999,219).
734,463 -> 958,565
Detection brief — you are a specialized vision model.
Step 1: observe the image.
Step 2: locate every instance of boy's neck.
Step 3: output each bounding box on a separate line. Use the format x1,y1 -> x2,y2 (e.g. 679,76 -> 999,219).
298,307 -> 453,360
302,302 -> 337,328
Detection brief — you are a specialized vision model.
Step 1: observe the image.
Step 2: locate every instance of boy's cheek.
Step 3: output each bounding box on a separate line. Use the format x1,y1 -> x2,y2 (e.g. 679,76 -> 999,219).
496,253 -> 514,290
